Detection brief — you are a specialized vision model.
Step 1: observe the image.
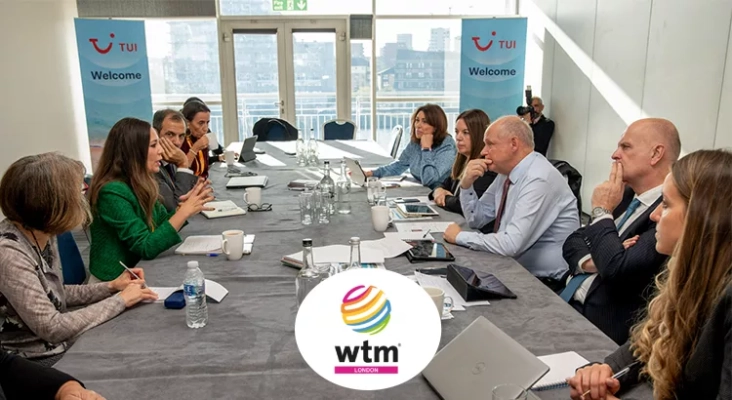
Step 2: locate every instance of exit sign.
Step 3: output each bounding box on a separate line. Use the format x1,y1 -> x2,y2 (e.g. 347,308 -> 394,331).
273,0 -> 307,11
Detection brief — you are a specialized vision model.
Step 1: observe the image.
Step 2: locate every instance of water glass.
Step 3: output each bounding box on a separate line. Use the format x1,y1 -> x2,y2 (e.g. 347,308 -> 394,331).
366,177 -> 380,205
314,190 -> 331,224
492,384 -> 527,400
372,182 -> 387,206
298,192 -> 314,225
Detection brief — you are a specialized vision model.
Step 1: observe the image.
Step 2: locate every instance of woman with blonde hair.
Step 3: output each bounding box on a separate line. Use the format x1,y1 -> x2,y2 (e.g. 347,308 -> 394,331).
365,104 -> 456,189
88,117 -> 214,282
429,109 -> 497,215
0,153 -> 157,365
568,149 -> 732,400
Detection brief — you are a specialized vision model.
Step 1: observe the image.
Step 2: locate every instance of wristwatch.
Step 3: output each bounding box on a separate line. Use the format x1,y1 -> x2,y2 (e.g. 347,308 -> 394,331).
591,206 -> 611,221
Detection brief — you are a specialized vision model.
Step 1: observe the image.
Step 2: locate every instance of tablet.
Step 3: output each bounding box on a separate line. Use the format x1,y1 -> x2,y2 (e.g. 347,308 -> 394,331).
397,203 -> 440,216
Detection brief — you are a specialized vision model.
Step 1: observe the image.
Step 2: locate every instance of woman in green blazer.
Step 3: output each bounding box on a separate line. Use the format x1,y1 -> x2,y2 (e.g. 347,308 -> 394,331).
88,117 -> 214,282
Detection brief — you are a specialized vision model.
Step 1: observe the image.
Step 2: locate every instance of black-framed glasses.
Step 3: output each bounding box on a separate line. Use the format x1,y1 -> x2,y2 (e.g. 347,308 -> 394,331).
248,203 -> 272,212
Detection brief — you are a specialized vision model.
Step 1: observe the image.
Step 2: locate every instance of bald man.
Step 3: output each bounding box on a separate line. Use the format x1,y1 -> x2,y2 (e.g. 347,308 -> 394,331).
560,118 -> 680,344
443,116 -> 580,290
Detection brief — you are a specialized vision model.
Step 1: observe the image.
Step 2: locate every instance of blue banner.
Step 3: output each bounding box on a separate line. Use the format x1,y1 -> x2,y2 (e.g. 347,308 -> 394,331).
74,19 -> 152,170
460,18 -> 528,120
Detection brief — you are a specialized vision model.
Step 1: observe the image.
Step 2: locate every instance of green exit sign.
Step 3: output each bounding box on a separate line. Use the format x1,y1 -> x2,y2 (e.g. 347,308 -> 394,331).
272,0 -> 307,11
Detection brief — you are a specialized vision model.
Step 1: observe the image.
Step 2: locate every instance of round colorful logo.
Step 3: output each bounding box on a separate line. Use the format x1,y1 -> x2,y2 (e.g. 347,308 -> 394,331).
341,285 -> 392,335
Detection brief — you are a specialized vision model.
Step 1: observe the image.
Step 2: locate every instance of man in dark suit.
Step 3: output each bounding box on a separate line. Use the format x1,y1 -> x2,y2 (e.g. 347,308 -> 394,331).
152,109 -> 200,212
560,118 -> 681,344
520,96 -> 554,157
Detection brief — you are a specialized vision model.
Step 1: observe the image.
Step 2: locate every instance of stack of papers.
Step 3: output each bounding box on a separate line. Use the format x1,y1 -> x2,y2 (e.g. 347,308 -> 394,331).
414,271 -> 491,310
175,235 -> 255,255
149,279 -> 229,303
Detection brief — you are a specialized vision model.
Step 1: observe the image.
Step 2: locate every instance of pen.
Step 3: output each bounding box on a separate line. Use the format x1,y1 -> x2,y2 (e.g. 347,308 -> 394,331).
580,362 -> 639,398
422,229 -> 431,238
118,261 -> 147,288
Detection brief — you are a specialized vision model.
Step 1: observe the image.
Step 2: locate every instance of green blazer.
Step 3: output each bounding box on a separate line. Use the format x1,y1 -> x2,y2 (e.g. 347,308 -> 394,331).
89,181 -> 182,281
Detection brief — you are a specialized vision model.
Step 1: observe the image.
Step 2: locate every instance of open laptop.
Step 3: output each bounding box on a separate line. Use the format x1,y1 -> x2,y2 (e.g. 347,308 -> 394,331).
226,175 -> 268,189
422,316 -> 548,400
344,157 -> 406,187
238,136 -> 259,163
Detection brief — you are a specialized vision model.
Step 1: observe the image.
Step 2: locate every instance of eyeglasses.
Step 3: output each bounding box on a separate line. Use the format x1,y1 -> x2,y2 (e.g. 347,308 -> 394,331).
248,203 -> 272,212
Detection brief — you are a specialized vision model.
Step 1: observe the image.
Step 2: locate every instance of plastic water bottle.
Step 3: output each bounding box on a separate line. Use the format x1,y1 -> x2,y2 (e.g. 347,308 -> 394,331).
184,261 -> 208,328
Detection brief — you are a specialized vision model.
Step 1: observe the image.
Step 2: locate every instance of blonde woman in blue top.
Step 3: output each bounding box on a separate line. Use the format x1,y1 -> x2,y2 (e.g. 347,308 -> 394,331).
365,104 -> 457,189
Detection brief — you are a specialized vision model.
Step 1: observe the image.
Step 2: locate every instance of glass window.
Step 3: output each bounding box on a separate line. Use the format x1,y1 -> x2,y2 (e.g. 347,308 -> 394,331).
351,40 -> 372,140
292,32 -> 337,137
220,0 -> 371,16
376,0 -> 507,15
374,20 -> 461,150
145,20 -> 224,141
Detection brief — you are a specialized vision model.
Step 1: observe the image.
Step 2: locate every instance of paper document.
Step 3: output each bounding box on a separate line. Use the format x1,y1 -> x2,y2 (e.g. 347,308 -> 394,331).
414,272 -> 491,310
362,238 -> 413,259
175,235 -> 255,255
149,279 -> 229,303
383,231 -> 436,241
201,200 -> 246,219
395,221 -> 454,233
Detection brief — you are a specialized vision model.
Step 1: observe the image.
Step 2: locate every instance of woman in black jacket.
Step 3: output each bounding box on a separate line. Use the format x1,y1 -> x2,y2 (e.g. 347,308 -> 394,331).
429,109 -> 496,215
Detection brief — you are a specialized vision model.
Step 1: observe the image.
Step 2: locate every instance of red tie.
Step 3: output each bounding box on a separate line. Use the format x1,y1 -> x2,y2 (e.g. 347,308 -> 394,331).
493,178 -> 512,233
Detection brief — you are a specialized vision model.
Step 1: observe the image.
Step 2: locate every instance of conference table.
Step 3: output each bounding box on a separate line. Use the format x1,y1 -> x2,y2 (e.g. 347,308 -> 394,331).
55,140 -> 652,399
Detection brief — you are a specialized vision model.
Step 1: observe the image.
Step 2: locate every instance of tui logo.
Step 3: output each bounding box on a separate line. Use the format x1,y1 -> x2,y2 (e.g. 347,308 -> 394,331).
89,33 -> 115,54
472,31 -> 496,51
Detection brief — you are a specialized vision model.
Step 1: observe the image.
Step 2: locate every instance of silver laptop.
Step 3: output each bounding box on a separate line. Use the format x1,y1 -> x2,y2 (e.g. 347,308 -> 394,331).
422,316 -> 548,400
344,157 -> 405,187
226,175 -> 268,188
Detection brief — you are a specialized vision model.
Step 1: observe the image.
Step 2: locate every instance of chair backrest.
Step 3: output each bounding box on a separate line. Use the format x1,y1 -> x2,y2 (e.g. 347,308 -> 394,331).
254,118 -> 299,142
57,231 -> 86,285
322,119 -> 357,140
390,125 -> 404,159
550,159 -> 583,218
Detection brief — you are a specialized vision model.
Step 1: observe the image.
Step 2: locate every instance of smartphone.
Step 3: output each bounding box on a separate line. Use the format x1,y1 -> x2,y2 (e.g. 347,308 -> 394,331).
394,197 -> 420,203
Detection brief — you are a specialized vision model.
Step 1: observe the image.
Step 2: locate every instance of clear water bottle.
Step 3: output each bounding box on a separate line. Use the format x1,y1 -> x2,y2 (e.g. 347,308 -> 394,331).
296,239 -> 322,308
184,261 -> 208,328
307,128 -> 319,166
317,161 -> 336,214
295,131 -> 306,166
336,159 -> 352,214
346,237 -> 362,271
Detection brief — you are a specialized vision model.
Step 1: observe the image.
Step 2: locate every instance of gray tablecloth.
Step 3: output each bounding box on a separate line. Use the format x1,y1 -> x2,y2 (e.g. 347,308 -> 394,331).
54,142 -> 649,400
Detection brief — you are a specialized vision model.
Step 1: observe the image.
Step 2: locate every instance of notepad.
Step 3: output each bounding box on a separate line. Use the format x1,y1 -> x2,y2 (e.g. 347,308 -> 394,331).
532,351 -> 590,390
175,235 -> 255,255
201,200 -> 246,219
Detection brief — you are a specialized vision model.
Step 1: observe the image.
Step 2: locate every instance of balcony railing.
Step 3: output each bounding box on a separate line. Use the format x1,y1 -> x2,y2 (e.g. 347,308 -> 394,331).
152,92 -> 460,152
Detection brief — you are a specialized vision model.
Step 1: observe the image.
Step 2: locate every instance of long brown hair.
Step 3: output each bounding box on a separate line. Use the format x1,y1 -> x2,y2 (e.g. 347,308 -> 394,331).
451,109 -> 490,179
410,104 -> 449,147
0,153 -> 91,235
630,149 -> 732,400
88,117 -> 160,228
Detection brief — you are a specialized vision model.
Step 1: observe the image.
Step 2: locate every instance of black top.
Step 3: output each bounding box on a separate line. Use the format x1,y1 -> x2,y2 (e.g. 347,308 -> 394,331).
532,115 -> 555,157
0,352 -> 82,399
606,284 -> 732,399
428,170 -> 496,216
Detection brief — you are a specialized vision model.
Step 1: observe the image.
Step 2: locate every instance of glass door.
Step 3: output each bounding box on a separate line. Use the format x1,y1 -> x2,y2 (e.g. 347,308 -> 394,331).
219,18 -> 349,142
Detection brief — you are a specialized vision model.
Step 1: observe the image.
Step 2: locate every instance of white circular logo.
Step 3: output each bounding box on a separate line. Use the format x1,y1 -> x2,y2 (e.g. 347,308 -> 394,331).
295,269 -> 442,391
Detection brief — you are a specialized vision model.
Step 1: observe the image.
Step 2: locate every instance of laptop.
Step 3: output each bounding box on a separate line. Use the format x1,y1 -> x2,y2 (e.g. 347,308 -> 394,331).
226,175 -> 268,189
238,136 -> 258,163
344,157 -> 405,187
422,316 -> 548,400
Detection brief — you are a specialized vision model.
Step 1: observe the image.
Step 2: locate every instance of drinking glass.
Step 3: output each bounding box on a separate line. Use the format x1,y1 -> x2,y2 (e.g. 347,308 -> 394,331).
492,384 -> 527,400
373,182 -> 387,206
314,190 -> 331,224
366,177 -> 380,205
298,191 -> 314,225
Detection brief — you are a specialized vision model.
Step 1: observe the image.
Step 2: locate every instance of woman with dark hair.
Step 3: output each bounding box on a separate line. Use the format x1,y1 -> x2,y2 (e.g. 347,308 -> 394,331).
181,98 -> 226,175
180,101 -> 214,178
365,104 -> 456,189
568,149 -> 732,400
0,153 -> 157,365
428,109 -> 496,215
88,117 -> 214,282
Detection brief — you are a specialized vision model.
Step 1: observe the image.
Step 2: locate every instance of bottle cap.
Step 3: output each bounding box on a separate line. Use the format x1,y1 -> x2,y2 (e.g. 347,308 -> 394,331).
349,237 -> 360,244
187,261 -> 199,268
303,238 -> 313,247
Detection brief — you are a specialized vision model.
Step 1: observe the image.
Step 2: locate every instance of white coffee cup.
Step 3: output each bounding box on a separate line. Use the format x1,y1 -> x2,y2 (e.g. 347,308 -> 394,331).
221,229 -> 244,261
371,205 -> 391,232
225,150 -> 235,166
244,187 -> 262,207
206,132 -> 219,150
423,286 -> 454,318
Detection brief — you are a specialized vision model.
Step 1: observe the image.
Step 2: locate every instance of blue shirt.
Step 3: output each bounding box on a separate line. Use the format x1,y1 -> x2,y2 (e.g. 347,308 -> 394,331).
372,136 -> 456,189
456,152 -> 579,280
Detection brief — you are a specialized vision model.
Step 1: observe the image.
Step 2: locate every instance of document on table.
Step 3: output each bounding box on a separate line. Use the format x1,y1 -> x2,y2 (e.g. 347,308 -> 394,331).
175,235 -> 255,255
395,221 -> 454,233
149,279 -> 229,303
362,238 -> 413,259
414,272 -> 491,310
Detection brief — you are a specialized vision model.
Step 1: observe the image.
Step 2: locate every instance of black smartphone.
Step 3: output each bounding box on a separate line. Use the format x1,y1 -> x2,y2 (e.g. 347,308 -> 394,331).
394,197 -> 421,203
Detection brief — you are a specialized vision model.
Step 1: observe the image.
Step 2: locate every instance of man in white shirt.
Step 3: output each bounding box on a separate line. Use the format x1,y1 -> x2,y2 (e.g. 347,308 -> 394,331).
560,118 -> 680,344
443,116 -> 579,291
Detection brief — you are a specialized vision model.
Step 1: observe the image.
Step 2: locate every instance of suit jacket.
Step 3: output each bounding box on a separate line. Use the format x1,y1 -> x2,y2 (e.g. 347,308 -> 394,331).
428,170 -> 497,216
532,115 -> 554,157
606,284 -> 732,400
156,163 -> 199,212
562,188 -> 667,344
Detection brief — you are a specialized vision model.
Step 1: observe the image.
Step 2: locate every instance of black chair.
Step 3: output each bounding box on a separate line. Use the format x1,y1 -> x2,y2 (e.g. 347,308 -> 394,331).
57,231 -> 86,284
252,118 -> 299,141
323,119 -> 357,140
551,159 -> 583,219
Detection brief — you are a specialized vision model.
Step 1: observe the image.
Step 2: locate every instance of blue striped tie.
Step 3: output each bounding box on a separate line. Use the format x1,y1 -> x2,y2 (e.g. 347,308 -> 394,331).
616,198 -> 641,231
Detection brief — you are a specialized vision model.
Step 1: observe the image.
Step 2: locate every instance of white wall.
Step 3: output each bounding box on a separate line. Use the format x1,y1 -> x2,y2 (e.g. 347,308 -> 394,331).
0,0 -> 90,184
522,0 -> 732,212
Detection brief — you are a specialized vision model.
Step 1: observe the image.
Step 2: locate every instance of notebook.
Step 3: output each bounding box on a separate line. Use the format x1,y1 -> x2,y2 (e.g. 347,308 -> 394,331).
175,235 -> 256,255
532,351 -> 590,390
226,175 -> 268,188
201,200 -> 246,219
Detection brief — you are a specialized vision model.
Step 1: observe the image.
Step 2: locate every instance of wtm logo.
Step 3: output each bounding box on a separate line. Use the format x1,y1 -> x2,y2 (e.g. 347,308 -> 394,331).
335,285 -> 398,374
294,269 -> 441,391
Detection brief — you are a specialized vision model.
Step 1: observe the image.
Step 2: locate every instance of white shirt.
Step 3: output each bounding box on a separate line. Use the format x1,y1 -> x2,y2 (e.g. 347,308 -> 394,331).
572,185 -> 663,303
